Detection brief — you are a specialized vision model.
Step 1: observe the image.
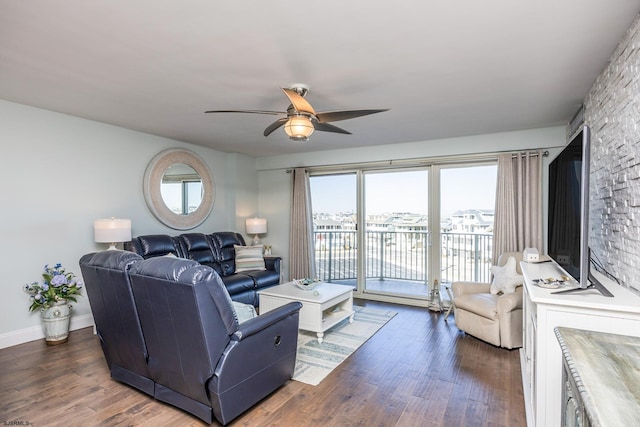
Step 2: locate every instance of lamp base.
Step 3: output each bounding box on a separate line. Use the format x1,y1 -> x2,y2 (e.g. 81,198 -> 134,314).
252,235 -> 262,246
107,243 -> 118,250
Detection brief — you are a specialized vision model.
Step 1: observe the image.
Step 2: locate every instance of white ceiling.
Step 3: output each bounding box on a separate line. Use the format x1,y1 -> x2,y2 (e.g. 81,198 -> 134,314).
1,1 -> 639,157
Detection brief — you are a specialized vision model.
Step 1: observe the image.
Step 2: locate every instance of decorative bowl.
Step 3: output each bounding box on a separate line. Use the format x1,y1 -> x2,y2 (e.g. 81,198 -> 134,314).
294,278 -> 321,291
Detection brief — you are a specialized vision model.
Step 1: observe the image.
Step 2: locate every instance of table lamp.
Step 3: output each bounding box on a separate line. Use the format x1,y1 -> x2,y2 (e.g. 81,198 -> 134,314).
94,218 -> 132,250
245,217 -> 267,246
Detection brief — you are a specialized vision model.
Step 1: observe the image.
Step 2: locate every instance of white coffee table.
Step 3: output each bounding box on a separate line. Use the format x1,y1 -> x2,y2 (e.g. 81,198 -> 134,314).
258,281 -> 355,343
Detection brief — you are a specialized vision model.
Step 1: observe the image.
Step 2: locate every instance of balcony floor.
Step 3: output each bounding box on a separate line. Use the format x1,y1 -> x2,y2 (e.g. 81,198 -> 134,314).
327,277 -> 452,306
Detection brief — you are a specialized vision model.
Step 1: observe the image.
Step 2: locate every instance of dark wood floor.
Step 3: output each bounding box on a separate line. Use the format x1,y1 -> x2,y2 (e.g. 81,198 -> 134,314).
0,300 -> 525,426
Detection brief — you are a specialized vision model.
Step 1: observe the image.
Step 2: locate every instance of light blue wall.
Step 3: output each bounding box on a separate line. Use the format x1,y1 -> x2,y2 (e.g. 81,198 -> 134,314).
0,99 -> 253,347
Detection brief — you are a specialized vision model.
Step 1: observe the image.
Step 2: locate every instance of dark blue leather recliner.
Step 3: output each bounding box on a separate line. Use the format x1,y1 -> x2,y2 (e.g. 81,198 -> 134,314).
127,256 -> 301,425
79,250 -> 154,396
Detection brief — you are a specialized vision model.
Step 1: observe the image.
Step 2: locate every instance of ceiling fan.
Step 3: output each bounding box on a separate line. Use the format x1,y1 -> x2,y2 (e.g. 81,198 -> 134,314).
205,84 -> 389,142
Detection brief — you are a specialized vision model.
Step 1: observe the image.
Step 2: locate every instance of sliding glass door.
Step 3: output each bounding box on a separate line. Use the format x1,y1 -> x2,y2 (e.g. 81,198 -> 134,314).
309,173 -> 358,286
309,161 -> 496,305
439,164 -> 497,285
363,169 -> 430,298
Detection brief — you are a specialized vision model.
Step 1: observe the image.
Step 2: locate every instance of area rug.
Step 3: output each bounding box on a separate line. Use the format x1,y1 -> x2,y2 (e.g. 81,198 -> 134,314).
292,306 -> 397,386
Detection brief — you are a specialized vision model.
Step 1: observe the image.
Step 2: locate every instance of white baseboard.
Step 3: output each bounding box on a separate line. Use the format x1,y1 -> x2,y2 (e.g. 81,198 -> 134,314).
0,314 -> 94,349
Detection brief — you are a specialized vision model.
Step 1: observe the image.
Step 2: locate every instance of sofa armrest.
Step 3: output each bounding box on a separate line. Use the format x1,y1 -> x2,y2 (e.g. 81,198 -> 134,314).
496,286 -> 523,316
232,301 -> 301,341
452,281 -> 492,297
264,256 -> 281,274
211,300 -> 302,417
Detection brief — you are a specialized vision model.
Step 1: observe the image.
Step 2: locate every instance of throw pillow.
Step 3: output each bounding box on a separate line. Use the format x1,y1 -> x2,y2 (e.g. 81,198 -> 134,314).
234,245 -> 266,273
231,301 -> 257,324
490,256 -> 523,295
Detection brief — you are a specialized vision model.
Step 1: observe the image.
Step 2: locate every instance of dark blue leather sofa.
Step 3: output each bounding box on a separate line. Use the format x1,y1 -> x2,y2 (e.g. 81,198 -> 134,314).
125,231 -> 280,306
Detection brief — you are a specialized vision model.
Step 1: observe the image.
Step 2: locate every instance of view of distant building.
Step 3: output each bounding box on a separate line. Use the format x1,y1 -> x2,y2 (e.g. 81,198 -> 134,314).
442,209 -> 494,234
313,210 -> 494,234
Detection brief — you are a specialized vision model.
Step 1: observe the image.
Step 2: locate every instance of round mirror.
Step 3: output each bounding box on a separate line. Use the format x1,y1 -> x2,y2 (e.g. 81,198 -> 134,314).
143,149 -> 214,230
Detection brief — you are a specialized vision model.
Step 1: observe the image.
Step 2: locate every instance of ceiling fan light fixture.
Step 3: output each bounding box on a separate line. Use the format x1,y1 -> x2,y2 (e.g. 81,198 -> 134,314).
205,84 -> 388,140
283,115 -> 314,141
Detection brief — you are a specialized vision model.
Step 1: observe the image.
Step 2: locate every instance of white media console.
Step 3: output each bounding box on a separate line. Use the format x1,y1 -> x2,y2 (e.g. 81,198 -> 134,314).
520,260 -> 640,427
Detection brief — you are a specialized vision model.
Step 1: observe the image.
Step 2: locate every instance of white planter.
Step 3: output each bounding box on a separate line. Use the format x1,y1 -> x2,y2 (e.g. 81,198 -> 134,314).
40,300 -> 71,345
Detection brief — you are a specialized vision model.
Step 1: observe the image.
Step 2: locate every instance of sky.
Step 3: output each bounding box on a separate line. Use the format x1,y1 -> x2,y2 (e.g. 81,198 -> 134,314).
310,165 -> 497,219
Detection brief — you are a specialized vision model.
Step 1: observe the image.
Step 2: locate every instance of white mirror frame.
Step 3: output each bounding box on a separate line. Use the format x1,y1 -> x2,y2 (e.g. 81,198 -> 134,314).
143,148 -> 215,230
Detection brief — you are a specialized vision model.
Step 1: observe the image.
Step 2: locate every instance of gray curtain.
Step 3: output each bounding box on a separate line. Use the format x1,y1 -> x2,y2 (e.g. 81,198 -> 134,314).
289,168 -> 317,279
493,151 -> 543,264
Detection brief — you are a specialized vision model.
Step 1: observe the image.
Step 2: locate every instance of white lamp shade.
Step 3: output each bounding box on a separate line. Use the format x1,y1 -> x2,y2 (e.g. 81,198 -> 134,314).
94,218 -> 132,243
245,217 -> 267,235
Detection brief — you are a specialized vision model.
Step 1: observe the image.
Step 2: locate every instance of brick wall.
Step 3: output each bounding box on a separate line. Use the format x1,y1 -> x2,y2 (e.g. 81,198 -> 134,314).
584,14 -> 640,291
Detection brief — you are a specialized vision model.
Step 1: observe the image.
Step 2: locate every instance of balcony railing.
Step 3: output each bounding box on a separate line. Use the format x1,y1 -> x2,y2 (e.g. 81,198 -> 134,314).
440,231 -> 493,284
314,230 -> 493,285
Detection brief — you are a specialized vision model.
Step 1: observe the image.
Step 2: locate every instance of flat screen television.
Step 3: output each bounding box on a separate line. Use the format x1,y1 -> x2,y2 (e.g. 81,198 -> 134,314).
547,125 -> 612,296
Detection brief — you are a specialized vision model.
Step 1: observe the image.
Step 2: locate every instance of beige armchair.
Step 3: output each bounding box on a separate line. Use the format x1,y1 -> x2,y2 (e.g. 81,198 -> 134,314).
452,252 -> 523,349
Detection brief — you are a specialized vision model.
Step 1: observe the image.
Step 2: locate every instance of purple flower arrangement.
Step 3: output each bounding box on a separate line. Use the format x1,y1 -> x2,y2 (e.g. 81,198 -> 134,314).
23,263 -> 83,311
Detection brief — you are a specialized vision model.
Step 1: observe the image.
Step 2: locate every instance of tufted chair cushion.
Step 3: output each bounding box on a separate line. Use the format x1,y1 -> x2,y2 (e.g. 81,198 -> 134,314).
208,232 -> 246,276
127,234 -> 184,258
178,233 -> 216,264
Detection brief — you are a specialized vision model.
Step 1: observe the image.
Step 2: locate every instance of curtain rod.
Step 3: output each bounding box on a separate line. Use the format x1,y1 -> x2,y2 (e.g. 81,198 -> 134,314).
512,150 -> 549,158
284,153 -> 498,173
282,148 -> 551,173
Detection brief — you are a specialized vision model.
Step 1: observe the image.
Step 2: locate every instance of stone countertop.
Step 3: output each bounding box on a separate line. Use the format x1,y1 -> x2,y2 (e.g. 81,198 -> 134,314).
555,327 -> 640,427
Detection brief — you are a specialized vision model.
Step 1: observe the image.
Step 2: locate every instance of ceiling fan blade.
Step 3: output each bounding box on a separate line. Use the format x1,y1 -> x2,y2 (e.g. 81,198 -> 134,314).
315,109 -> 389,123
281,88 -> 316,115
263,118 -> 288,137
204,109 -> 284,115
312,121 -> 352,135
